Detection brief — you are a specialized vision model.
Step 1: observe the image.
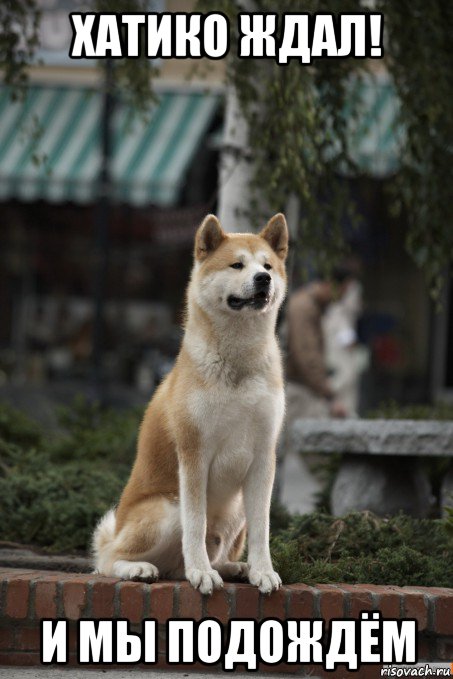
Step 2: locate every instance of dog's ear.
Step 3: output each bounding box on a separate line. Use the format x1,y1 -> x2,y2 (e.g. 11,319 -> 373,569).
259,213 -> 289,260
195,214 -> 226,261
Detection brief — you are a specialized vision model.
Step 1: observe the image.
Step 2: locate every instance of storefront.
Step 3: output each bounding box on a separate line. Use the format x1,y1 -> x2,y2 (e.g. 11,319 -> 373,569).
0,83 -> 222,388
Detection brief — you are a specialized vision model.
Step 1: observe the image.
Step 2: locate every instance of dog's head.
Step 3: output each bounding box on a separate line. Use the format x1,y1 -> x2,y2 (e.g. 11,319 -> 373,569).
191,213 -> 288,317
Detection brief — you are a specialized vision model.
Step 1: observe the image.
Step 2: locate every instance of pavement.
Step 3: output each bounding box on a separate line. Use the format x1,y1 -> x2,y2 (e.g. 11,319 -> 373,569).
0,546 -> 91,572
2,666 -> 451,678
0,670 -> 310,678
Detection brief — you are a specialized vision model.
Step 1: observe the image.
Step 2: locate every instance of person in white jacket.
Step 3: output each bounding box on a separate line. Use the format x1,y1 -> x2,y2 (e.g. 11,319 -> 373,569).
323,279 -> 369,417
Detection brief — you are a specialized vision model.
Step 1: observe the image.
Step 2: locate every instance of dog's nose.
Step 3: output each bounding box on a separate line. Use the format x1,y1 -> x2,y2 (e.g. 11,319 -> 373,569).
254,272 -> 271,288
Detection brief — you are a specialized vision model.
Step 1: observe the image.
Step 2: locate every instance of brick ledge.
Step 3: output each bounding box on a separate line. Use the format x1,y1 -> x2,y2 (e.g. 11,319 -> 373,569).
0,567 -> 452,675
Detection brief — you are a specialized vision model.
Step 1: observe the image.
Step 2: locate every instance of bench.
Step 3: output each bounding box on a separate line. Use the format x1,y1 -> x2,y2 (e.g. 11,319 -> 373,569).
290,419 -> 453,517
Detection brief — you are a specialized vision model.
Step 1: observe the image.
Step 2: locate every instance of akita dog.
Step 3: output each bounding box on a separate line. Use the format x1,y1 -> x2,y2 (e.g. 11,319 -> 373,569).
93,213 -> 288,595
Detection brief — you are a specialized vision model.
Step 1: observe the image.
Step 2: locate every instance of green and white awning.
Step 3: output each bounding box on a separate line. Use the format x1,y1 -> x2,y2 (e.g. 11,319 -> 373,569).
0,85 -> 220,206
0,75 -> 402,206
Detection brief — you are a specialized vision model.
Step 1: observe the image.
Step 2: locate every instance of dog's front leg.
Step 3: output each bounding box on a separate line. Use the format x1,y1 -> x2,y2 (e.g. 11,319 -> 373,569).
243,448 -> 282,594
179,460 -> 223,595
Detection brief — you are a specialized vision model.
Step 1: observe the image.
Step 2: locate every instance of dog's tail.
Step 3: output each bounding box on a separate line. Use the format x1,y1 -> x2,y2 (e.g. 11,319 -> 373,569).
91,508 -> 116,574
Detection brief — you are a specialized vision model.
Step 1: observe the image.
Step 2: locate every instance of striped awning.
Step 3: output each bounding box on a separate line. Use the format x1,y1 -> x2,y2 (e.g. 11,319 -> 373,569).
0,86 -> 220,206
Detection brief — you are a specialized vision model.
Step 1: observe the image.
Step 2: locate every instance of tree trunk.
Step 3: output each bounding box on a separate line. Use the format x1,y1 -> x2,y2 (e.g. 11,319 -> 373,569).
217,85 -> 255,233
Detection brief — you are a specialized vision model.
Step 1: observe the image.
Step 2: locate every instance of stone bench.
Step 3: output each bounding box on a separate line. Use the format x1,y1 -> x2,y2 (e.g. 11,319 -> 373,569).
291,419 -> 453,517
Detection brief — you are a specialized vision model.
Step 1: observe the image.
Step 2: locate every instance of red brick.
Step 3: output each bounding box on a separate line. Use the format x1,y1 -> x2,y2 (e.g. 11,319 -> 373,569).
354,584 -> 404,618
403,592 -> 428,631
317,585 -> 344,621
91,578 -> 119,618
340,585 -> 373,618
156,622 -> 167,654
376,588 -> 402,618
287,584 -> 316,618
205,587 -> 231,623
0,651 -> 41,666
376,593 -> 400,618
178,582 -> 202,619
69,625 -> 79,652
234,583 -> 259,618
5,576 -> 33,618
416,636 -> 431,660
149,582 -> 174,623
34,580 -> 57,619
352,665 -> 384,679
436,637 -> 453,660
261,587 -> 286,620
0,627 -> 14,650
67,652 -> 79,666
434,593 -> 453,635
119,581 -> 145,623
15,626 -> 41,651
63,581 -> 88,620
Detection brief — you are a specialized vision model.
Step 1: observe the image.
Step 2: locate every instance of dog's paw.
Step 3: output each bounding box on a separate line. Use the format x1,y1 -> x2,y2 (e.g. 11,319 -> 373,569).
186,568 -> 223,595
113,560 -> 159,582
217,561 -> 249,581
248,567 -> 282,594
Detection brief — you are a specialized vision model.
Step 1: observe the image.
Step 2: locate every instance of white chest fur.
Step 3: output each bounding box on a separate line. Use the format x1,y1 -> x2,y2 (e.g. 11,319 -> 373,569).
183,303 -> 285,508
187,375 -> 285,506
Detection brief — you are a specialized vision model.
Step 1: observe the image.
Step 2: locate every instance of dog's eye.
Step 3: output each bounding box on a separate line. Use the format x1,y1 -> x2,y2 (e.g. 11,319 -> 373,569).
230,262 -> 244,270
264,263 -> 272,271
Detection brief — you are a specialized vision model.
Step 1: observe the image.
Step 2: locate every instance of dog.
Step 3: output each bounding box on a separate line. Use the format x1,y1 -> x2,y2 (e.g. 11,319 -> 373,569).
93,212 -> 288,595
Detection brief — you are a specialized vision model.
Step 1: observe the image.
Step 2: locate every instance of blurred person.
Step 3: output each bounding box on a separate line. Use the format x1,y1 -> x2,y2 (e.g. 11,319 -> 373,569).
285,269 -> 353,423
323,279 -> 369,417
274,269 -> 353,509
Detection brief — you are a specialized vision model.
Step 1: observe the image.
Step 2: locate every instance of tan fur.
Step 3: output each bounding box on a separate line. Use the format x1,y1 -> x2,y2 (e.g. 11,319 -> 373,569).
228,525 -> 247,562
93,213 -> 289,594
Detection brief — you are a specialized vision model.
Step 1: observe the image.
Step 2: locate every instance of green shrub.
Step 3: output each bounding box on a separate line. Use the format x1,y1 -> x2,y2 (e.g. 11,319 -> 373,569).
49,396 -> 140,464
270,511 -> 453,587
0,441 -> 125,552
367,400 -> 453,421
0,399 -> 140,552
0,402 -> 43,448
269,499 -> 292,532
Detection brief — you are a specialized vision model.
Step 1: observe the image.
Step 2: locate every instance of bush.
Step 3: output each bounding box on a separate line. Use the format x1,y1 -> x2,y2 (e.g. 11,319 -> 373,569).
367,400 -> 453,421
49,396 -> 139,464
0,399 -> 140,552
0,402 -> 43,448
270,511 -> 453,587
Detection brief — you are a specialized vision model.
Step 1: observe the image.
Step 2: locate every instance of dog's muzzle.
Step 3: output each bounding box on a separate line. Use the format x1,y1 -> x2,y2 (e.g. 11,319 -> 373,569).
227,273 -> 272,310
